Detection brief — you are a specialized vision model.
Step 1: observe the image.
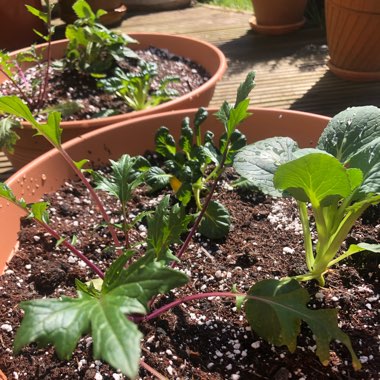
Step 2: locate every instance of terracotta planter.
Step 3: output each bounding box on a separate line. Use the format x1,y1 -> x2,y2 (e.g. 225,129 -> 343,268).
325,0 -> 380,81
0,107 -> 330,275
249,0 -> 308,34
58,0 -> 127,26
124,0 -> 191,11
0,34 -> 227,169
0,0 -> 45,51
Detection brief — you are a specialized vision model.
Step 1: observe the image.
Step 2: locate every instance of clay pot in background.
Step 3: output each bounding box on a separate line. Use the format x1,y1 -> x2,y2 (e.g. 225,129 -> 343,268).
124,0 -> 191,12
325,0 -> 380,81
249,0 -> 308,35
0,0 -> 45,51
0,33 -> 227,169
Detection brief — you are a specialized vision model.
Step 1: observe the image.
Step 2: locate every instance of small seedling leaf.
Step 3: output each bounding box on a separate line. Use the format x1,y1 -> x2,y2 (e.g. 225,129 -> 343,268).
198,200 -> 230,239
155,127 -> 176,158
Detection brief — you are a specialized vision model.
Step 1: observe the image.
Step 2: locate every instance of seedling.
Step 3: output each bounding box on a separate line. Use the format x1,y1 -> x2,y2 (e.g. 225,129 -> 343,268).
0,75 -> 362,378
146,72 -> 254,238
99,62 -> 179,111
234,106 -> 380,286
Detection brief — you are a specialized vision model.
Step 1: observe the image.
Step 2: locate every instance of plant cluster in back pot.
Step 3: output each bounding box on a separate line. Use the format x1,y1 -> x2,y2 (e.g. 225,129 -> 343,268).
0,73 -> 379,379
0,0 -> 214,166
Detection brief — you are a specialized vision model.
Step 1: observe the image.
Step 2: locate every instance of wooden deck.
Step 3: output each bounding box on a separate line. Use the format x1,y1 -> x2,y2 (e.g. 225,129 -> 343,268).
1,4 -> 380,180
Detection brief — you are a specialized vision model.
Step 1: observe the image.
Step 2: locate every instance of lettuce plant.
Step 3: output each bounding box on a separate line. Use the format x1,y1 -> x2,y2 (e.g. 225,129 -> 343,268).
0,76 -> 363,378
234,106 -> 380,286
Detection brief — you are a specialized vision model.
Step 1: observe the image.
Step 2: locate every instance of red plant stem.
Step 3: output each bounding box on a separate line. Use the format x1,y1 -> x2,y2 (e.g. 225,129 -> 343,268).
37,219 -> 105,278
15,63 -> 30,92
140,359 -> 167,380
144,291 -> 243,322
0,69 -> 32,107
174,141 -> 230,262
9,200 -> 105,278
38,0 -> 52,108
58,147 -> 123,252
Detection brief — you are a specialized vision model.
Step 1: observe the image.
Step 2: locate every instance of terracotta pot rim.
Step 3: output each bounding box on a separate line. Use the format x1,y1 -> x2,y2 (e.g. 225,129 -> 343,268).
9,33 -> 227,130
327,61 -> 380,82
249,16 -> 305,35
1,107 -> 330,276
6,106 -> 330,185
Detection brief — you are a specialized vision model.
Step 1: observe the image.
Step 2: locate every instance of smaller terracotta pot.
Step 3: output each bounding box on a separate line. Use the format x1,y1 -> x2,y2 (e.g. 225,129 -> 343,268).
0,369 -> 7,380
325,0 -> 380,81
249,0 -> 308,35
0,34 -> 227,170
0,0 -> 45,51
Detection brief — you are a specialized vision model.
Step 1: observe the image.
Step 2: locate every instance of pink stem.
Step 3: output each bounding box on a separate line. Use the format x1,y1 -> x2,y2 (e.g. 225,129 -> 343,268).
37,219 -> 105,278
144,291 -> 243,322
38,0 -> 52,108
58,147 -> 123,252
0,68 -> 32,107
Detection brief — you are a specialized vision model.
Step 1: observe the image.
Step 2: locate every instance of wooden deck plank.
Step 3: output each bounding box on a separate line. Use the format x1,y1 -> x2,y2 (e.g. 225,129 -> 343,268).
1,4 -> 380,181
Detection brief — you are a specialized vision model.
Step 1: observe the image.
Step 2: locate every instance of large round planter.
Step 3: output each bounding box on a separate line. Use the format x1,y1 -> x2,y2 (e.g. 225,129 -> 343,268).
0,33 -> 227,170
249,0 -> 308,35
0,107 -> 330,274
0,0 -> 45,51
325,0 -> 380,81
58,0 -> 127,26
125,0 -> 191,11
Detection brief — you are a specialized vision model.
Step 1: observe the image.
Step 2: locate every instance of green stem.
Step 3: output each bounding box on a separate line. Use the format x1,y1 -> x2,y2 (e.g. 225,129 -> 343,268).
297,201 -> 314,271
312,203 -> 369,277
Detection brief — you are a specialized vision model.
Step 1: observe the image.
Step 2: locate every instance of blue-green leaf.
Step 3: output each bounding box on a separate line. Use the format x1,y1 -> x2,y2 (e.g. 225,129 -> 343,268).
317,106 -> 380,163
233,137 -> 300,197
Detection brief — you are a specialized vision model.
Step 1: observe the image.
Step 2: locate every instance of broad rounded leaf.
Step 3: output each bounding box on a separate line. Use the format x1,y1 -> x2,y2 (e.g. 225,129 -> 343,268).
233,137 -> 299,197
273,153 -> 362,206
317,106 -> 380,163
348,140 -> 380,197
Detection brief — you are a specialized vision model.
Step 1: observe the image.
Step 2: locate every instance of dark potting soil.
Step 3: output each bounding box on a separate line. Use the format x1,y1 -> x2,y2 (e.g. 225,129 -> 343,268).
0,47 -> 210,121
0,170 -> 379,380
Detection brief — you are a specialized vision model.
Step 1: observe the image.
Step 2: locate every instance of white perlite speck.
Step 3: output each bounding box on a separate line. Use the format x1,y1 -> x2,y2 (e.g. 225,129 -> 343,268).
251,341 -> 261,349
1,323 -> 12,332
282,246 -> 295,254
94,373 -> 103,380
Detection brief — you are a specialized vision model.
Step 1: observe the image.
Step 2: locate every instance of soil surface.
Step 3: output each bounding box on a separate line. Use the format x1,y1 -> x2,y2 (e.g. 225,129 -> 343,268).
0,47 -> 210,121
0,168 -> 379,380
